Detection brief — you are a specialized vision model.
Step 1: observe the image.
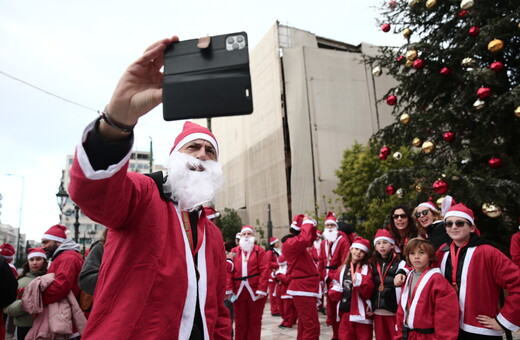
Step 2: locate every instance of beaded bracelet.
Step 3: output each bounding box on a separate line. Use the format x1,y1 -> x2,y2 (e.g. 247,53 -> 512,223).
100,111 -> 136,133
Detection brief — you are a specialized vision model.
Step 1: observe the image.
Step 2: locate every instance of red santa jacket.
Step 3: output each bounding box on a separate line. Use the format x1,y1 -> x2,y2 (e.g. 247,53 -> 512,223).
319,231 -> 351,285
69,134 -> 231,340
437,239 -> 520,336
227,244 -> 270,300
42,249 -> 83,305
283,220 -> 320,297
394,268 -> 459,340
328,263 -> 374,324
511,231 -> 520,269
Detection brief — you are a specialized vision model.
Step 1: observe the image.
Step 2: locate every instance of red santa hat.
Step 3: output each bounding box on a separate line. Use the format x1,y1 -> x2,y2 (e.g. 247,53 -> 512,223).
0,243 -> 15,259
42,224 -> 68,243
203,206 -> 219,220
325,211 -> 338,227
350,236 -> 370,254
417,200 -> 439,212
170,121 -> 219,160
317,230 -> 323,237
241,225 -> 254,234
235,233 -> 241,240
444,203 -> 475,226
291,214 -> 304,231
278,254 -> 287,265
269,237 -> 279,245
27,247 -> 47,260
373,229 -> 395,245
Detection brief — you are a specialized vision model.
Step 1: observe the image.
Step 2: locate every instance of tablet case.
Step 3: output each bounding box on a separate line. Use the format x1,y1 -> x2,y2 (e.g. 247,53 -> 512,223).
163,32 -> 253,121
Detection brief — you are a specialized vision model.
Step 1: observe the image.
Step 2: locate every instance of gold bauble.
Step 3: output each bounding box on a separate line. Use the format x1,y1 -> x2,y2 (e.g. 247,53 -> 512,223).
422,141 -> 435,153
402,28 -> 412,39
515,106 -> 520,117
372,66 -> 383,77
436,196 -> 445,209
406,50 -> 418,61
461,57 -> 476,67
488,39 -> 504,53
409,0 -> 420,7
473,99 -> 486,110
396,188 -> 405,198
405,59 -> 414,68
460,0 -> 474,9
400,113 -> 411,124
485,204 -> 502,218
481,203 -> 490,214
412,137 -> 422,147
426,0 -> 437,9
415,184 -> 423,193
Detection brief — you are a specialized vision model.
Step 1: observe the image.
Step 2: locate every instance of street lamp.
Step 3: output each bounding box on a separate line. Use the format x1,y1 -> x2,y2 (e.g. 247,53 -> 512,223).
55,172 -> 80,243
5,174 -> 25,264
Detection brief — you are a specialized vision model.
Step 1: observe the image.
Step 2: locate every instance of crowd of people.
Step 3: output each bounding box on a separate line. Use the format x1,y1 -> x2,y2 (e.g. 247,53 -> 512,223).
2,36 -> 520,340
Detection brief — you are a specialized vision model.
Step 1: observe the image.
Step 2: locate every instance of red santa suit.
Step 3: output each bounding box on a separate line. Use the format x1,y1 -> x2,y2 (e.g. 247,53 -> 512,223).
437,236 -> 520,337
283,216 -> 321,340
511,231 -> 520,269
0,244 -> 18,278
275,256 -> 297,328
69,120 -> 231,339
227,240 -> 270,340
394,268 -> 459,340
265,241 -> 281,315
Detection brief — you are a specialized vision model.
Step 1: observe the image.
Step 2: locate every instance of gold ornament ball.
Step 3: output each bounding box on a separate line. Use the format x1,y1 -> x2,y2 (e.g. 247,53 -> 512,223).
415,184 -> 423,193
406,50 -> 418,61
409,0 -> 420,7
481,203 -> 490,214
460,0 -> 474,10
412,137 -> 422,147
514,106 -> 520,117
402,28 -> 412,39
461,57 -> 476,67
405,60 -> 414,68
436,196 -> 445,209
400,113 -> 411,124
488,39 -> 504,53
372,66 -> 383,77
485,204 -> 502,218
426,0 -> 437,9
397,188 -> 405,198
473,99 -> 486,110
422,141 -> 435,154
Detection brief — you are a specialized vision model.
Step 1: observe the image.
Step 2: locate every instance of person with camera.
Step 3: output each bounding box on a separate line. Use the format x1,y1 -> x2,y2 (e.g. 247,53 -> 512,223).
68,36 -> 231,339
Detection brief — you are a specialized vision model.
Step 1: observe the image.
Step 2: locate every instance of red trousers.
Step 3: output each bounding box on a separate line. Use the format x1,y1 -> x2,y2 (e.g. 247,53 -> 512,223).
374,314 -> 396,340
234,292 -> 267,340
292,296 -> 320,340
338,312 -> 373,340
268,281 -> 279,314
326,294 -> 340,338
280,298 -> 297,327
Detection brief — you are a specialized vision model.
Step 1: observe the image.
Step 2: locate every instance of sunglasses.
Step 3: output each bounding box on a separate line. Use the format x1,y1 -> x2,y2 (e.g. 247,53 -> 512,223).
414,210 -> 430,218
392,214 -> 408,219
445,221 -> 469,228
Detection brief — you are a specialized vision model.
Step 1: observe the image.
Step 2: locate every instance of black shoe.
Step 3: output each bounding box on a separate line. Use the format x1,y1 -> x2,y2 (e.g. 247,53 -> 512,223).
271,313 -> 281,316
278,324 -> 288,329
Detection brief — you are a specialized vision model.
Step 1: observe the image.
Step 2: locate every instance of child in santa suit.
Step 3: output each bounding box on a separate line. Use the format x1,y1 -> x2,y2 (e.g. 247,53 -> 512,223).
437,203 -> 520,339
370,229 -> 408,340
266,237 -> 281,316
395,237 -> 459,340
328,237 -> 373,340
275,254 -> 297,328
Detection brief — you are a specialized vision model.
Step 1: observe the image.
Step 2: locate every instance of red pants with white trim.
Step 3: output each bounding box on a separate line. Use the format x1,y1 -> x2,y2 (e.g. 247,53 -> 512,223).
268,281 -> 279,314
326,294 -> 340,338
374,314 -> 396,340
292,296 -> 320,340
338,312 -> 373,340
234,292 -> 267,340
281,298 -> 297,327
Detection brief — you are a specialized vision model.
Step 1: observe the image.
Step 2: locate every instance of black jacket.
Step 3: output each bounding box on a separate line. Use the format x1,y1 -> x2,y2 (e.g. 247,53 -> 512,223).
371,256 -> 402,313
0,254 -> 18,308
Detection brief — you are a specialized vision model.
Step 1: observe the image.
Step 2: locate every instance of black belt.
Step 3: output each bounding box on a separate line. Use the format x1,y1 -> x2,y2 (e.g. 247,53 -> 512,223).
325,265 -> 338,270
233,273 -> 260,281
292,274 -> 319,280
402,326 -> 434,339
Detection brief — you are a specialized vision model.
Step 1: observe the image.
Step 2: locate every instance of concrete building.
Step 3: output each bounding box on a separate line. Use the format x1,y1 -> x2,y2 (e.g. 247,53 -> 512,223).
196,22 -> 396,240
0,222 -> 26,262
58,151 -> 166,253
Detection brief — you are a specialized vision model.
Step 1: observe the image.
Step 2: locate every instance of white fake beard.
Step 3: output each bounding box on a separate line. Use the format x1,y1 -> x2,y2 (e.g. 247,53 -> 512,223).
324,228 -> 338,243
239,236 -> 255,253
164,151 -> 223,212
314,239 -> 322,251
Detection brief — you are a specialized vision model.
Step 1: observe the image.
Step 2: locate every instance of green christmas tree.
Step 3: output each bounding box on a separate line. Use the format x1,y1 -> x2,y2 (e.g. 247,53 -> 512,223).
362,0 -> 520,250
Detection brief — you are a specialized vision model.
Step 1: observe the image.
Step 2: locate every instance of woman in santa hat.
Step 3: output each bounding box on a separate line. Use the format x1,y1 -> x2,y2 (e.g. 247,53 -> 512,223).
227,225 -> 270,340
4,247 -> 48,340
328,236 -> 373,340
412,200 -> 450,249
437,203 -> 520,339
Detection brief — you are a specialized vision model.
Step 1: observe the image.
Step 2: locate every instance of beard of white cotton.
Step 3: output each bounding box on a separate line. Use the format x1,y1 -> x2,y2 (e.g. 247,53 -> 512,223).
324,228 -> 338,243
164,151 -> 223,212
239,236 -> 255,253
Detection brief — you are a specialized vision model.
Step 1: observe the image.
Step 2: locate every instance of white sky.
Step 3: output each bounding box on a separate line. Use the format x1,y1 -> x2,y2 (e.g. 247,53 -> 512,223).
0,0 -> 401,241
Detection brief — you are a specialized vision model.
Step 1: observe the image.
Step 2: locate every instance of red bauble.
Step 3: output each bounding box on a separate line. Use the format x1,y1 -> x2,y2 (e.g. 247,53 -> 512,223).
477,87 -> 492,99
458,10 -> 468,17
468,26 -> 480,36
389,0 -> 397,9
379,153 -> 388,160
386,185 -> 396,195
443,131 -> 455,142
488,157 -> 503,168
396,56 -> 405,62
380,146 -> 391,156
413,59 -> 425,69
382,23 -> 391,32
490,61 -> 504,72
440,67 -> 451,75
433,180 -> 448,194
387,95 -> 397,105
